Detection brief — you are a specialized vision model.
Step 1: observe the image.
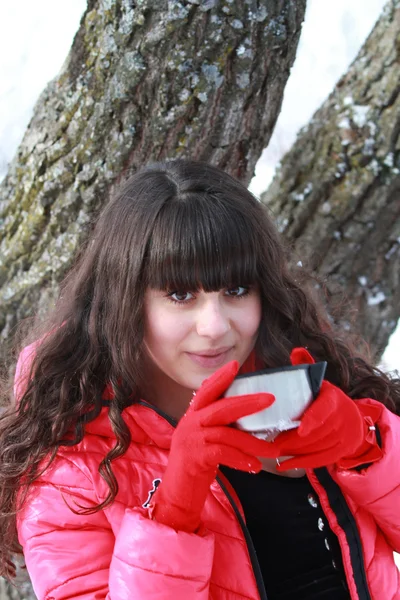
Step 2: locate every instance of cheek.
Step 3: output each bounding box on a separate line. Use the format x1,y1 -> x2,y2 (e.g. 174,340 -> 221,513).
240,298 -> 262,337
145,311 -> 189,349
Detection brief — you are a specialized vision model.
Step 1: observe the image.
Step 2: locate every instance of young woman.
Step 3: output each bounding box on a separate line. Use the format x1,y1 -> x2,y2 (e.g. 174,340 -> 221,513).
0,159 -> 399,600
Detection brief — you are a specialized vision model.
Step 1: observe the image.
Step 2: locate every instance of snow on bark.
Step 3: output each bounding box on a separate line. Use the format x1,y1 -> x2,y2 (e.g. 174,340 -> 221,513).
0,0 -> 305,366
261,0 -> 400,359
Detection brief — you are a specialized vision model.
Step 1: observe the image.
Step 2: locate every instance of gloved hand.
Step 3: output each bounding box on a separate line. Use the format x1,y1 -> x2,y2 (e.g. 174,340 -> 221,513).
149,360 -> 277,533
273,347 -> 383,471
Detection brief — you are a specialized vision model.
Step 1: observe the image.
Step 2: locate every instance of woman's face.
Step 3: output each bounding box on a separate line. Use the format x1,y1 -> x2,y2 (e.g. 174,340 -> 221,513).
142,286 -> 262,415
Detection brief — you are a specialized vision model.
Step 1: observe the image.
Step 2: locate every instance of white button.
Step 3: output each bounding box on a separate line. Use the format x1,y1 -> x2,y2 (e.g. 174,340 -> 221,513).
307,494 -> 318,508
318,518 -> 325,531
325,538 -> 330,551
332,559 -> 338,570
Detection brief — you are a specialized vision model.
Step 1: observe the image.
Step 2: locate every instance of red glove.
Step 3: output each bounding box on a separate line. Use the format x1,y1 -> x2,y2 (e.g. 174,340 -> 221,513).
150,361 -> 276,533
273,348 -> 383,471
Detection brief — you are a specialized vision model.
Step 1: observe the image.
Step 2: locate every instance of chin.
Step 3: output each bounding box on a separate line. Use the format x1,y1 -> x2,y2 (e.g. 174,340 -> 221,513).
190,378 -> 205,391
188,373 -> 209,391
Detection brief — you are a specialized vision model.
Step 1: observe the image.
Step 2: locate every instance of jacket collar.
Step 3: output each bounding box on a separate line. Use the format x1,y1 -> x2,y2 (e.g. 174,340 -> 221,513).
84,402 -> 175,449
86,350 -> 261,449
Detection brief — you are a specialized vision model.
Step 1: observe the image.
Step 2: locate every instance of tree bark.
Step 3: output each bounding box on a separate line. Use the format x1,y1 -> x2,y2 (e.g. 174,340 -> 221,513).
261,0 -> 400,359
0,1 -> 305,594
0,559 -> 36,600
0,579 -> 36,600
0,0 -> 305,369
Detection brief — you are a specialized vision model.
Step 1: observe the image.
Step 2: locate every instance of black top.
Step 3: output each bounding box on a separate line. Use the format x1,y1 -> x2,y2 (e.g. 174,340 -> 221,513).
221,467 -> 351,600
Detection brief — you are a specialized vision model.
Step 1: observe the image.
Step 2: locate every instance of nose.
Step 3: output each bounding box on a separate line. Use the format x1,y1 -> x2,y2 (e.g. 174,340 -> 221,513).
195,294 -> 231,339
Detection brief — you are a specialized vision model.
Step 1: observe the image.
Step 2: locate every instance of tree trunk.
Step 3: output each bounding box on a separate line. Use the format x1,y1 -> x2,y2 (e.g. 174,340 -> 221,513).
0,0 -> 306,369
0,559 -> 36,600
0,1 -> 305,594
261,0 -> 400,360
0,580 -> 35,600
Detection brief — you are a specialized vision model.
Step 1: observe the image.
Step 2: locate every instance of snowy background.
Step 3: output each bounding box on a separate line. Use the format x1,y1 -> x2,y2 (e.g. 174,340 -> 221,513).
0,0 -> 399,572
0,0 -> 398,373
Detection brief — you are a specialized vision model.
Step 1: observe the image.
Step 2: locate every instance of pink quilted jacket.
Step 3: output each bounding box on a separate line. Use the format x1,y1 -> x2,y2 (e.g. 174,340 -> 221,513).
15,345 -> 400,599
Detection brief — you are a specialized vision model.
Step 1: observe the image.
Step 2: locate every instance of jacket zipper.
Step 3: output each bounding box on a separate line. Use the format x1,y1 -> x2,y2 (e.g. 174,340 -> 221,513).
134,399 -> 268,600
312,468 -> 372,600
116,400 -> 372,599
216,475 -> 268,600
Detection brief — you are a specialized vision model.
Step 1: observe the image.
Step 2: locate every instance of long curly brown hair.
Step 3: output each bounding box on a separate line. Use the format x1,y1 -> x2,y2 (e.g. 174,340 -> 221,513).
0,159 -> 399,576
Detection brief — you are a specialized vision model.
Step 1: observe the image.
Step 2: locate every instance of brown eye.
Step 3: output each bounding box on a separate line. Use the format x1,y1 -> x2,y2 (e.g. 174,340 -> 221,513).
169,291 -> 194,303
226,286 -> 249,297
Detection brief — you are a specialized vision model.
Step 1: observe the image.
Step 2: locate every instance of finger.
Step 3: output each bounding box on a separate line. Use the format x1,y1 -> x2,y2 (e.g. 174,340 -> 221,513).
192,361 -> 240,410
203,443 -> 263,473
274,425 -> 337,452
273,436 -> 338,456
203,426 -> 280,458
290,347 -> 315,365
200,392 -> 275,426
275,443 -> 342,471
298,383 -> 337,437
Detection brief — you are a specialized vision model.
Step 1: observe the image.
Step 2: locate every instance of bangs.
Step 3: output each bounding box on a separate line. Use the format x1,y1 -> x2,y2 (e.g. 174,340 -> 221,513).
144,193 -> 260,292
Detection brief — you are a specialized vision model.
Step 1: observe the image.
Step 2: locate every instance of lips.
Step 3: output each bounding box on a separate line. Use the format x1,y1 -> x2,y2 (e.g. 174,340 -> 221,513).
186,347 -> 233,368
190,347 -> 232,357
